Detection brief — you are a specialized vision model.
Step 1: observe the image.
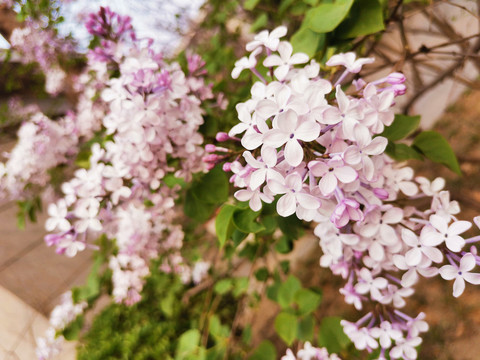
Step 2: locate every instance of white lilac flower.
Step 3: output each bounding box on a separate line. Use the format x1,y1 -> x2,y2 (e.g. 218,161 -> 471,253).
439,253 -> 480,297
263,41 -> 309,81
422,214 -> 471,252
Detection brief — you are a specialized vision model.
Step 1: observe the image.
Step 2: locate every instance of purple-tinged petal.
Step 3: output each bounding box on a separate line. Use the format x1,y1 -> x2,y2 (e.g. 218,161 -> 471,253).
263,129 -> 289,148
249,169 -> 267,190
276,109 -> 298,133
448,220 -> 472,236
263,54 -> 283,67
234,189 -> 252,202
383,207 -> 403,224
242,131 -> 264,150
277,193 -> 297,217
267,179 -> 287,195
459,253 -> 476,272
446,235 -> 465,253
401,269 -> 419,287
319,172 -> 337,195
334,165 -> 357,184
453,276 -> 465,297
430,214 -> 448,234
401,228 -> 419,247
284,140 -> 304,167
439,265 -> 457,280
421,246 -> 443,263
256,99 -> 278,119
295,192 -> 320,210
261,146 -> 278,168
364,136 -> 388,155
274,65 -> 290,81
463,272 -> 480,285
295,120 -> 320,142
420,228 -> 443,247
309,160 -> 328,177
405,247 -> 422,267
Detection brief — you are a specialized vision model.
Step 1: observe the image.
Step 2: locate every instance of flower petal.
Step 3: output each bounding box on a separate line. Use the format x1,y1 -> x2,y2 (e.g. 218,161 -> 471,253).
277,193 -> 297,217
319,172 -> 337,196
453,276 -> 465,297
284,140 -> 304,167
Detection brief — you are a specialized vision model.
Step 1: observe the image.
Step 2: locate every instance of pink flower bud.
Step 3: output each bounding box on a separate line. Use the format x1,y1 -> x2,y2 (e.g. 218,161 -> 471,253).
205,144 -> 216,152
392,84 -> 406,96
373,188 -> 389,200
386,72 -> 406,85
202,154 -> 219,163
222,162 -> 232,172
215,132 -> 229,142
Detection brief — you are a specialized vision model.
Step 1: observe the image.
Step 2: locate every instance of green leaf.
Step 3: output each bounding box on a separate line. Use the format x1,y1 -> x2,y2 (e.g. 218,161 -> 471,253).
214,278 -> 233,295
233,277 -> 249,297
385,142 -> 423,161
77,255 -> 102,302
297,316 -> 314,342
176,329 -> 201,359
257,215 -> 277,236
233,208 -> 265,234
279,0 -> 297,14
215,204 -> 236,247
248,340 -> 277,360
277,214 -> 303,240
304,0 -> 354,33
232,229 -> 248,247
191,166 -> 229,204
294,288 -> 322,315
266,281 -> 280,302
251,13 -> 268,32
244,0 -> 261,10
412,131 -> 461,175
291,26 -> 326,58
336,0 -> 384,38
278,275 -> 302,308
184,189 -> 216,222
275,235 -> 294,254
274,312 -> 298,345
318,316 -> 351,353
255,267 -> 269,281
160,291 -> 175,317
209,315 -> 230,340
242,324 -> 252,345
381,114 -> 421,141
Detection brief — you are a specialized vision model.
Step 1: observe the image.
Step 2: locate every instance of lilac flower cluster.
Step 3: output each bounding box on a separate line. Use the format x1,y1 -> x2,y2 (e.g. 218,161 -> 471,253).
282,341 -> 341,360
35,291 -> 87,360
85,6 -> 136,63
215,27 -> 480,358
42,7 -> 214,305
10,21 -> 74,95
0,112 -> 78,200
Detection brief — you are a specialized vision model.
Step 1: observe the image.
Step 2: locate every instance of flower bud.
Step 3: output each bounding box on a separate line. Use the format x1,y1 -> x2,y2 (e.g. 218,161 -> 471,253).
373,188 -> 389,200
222,162 -> 232,172
215,132 -> 230,142
386,72 -> 406,85
392,84 -> 407,96
205,144 -> 216,153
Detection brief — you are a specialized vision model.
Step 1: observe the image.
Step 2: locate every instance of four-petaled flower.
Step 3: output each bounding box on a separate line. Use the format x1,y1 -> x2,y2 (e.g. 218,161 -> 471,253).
439,253 -> 480,297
